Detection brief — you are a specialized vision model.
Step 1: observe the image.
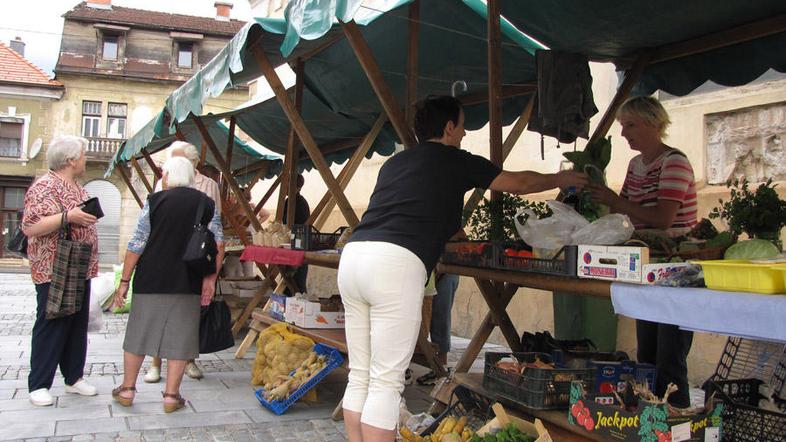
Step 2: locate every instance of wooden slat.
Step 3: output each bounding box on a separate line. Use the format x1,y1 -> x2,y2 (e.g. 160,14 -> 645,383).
286,59 -> 305,228
141,149 -> 161,178
588,54 -> 650,143
311,113 -> 387,228
130,157 -> 152,193
252,47 -> 360,227
475,279 -> 522,352
487,0 -> 504,240
117,164 -> 143,208
405,0 -> 420,129
254,175 -> 280,215
459,84 -> 536,106
341,21 -> 417,148
226,116 -> 236,168
231,280 -> 275,336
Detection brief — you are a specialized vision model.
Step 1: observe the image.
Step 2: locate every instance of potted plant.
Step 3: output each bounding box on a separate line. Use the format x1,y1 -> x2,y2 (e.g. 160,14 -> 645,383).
709,178 -> 786,250
463,194 -> 551,242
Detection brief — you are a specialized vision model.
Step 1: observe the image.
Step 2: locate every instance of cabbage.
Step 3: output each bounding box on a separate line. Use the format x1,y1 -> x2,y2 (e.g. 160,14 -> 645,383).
723,239 -> 780,260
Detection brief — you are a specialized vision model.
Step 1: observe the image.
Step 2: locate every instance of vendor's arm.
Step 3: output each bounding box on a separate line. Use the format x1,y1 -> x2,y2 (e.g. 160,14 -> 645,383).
489,170 -> 588,195
588,183 -> 682,229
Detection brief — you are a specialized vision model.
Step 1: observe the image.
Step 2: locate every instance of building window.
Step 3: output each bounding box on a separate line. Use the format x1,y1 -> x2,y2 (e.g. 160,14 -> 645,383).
82,101 -> 102,138
102,35 -> 119,60
0,120 -> 23,158
177,41 -> 193,68
107,103 -> 127,139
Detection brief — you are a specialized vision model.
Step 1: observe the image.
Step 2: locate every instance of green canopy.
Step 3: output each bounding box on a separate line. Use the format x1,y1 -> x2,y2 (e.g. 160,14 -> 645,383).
499,0 -> 786,96
109,0 -> 545,175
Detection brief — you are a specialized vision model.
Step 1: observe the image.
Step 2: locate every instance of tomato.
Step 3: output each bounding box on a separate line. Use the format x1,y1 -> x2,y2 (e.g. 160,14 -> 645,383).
504,248 -> 518,257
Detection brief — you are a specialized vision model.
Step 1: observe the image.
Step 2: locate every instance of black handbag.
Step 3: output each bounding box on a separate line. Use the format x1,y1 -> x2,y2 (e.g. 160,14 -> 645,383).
182,193 -> 218,277
199,290 -> 234,354
6,220 -> 27,258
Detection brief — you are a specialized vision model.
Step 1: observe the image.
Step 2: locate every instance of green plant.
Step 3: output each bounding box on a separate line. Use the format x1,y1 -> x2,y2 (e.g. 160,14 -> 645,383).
709,178 -> 786,238
562,136 -> 612,221
463,194 -> 551,241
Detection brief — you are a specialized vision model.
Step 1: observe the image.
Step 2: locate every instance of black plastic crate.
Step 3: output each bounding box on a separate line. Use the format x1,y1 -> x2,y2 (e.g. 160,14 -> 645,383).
483,351 -> 595,410
705,378 -> 786,442
440,241 -> 498,268
290,225 -> 347,251
709,336 -> 786,396
497,245 -> 578,276
419,385 -> 492,437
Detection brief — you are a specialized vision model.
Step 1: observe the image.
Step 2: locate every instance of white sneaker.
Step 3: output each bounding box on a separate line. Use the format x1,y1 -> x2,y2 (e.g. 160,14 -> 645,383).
144,366 -> 161,383
29,388 -> 54,406
64,379 -> 98,396
185,362 -> 203,380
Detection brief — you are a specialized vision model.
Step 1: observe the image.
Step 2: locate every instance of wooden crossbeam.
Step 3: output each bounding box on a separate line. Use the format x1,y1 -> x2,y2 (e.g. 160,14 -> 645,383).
589,54 -> 650,143
141,149 -> 161,178
130,157 -> 152,193
475,278 -> 522,353
341,20 -> 417,148
117,164 -> 143,209
458,84 -> 536,106
252,46 -> 360,227
255,175 -> 280,215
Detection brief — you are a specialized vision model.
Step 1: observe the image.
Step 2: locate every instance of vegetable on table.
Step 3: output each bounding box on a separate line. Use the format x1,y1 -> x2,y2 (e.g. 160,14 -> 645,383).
723,238 -> 780,260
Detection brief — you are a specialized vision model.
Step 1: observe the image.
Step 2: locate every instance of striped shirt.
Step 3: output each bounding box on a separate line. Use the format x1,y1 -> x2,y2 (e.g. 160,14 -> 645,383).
620,148 -> 697,236
154,171 -> 221,215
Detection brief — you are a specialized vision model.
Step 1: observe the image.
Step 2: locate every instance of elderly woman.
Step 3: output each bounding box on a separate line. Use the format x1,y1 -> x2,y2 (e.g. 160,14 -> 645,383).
22,136 -> 99,407
112,156 -> 223,413
588,96 -> 697,407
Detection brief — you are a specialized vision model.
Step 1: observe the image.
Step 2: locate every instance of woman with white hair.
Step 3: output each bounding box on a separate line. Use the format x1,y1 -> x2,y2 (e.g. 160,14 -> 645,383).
112,156 -> 223,413
22,135 -> 99,406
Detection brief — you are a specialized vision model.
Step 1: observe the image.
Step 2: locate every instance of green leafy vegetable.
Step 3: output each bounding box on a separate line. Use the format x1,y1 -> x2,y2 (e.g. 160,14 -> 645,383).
723,239 -> 780,260
563,136 -> 612,221
709,178 -> 786,239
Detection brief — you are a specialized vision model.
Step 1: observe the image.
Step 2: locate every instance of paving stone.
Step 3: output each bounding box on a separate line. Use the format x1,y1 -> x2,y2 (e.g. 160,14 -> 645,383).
56,417 -> 128,436
0,421 -> 55,439
126,411 -> 252,431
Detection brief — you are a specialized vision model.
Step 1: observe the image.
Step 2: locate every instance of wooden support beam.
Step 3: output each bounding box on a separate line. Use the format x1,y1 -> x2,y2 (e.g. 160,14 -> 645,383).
475,279 -> 522,352
487,0 -> 504,239
130,158 -> 152,193
199,141 -> 207,168
341,20 -> 417,148
192,116 -> 263,233
589,54 -> 650,143
286,59 -> 305,228
233,159 -> 273,177
311,113 -> 387,228
255,175 -> 280,215
458,84 -> 536,106
405,0 -> 420,129
463,93 -> 536,219
232,279 -> 275,336
275,168 -> 290,222
117,164 -> 143,208
141,149 -> 161,178
252,47 -> 360,226
226,116 -> 236,168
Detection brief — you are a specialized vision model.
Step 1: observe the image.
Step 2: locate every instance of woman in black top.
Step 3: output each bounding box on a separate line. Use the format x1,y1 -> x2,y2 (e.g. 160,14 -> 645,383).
338,96 -> 588,441
111,156 -> 222,413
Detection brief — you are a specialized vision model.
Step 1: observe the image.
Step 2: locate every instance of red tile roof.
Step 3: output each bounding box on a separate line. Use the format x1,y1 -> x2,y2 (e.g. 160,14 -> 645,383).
63,2 -> 246,37
0,42 -> 63,88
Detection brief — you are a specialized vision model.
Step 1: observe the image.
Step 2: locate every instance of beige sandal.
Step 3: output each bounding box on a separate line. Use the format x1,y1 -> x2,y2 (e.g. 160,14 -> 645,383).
111,385 -> 136,407
162,392 -> 186,413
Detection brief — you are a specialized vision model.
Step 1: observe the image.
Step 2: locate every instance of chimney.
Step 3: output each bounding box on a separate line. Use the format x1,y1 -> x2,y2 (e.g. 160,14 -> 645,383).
9,37 -> 24,57
214,1 -> 233,21
86,0 -> 112,9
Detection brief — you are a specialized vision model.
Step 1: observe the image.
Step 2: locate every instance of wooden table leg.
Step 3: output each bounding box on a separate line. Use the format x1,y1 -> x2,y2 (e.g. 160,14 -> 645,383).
475,278 -> 523,353
234,319 -> 262,358
231,279 -> 274,336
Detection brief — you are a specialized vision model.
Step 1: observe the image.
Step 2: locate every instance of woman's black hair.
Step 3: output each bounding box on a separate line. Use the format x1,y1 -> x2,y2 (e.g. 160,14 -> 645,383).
414,95 -> 463,143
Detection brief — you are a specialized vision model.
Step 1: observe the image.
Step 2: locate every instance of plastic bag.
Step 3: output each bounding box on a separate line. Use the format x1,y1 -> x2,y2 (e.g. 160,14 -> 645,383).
111,265 -> 134,314
570,213 -> 634,245
90,272 -> 116,308
87,292 -> 104,332
515,200 -> 589,249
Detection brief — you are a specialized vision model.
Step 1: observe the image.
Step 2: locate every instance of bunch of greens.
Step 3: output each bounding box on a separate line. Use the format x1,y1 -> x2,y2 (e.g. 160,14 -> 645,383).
469,423 -> 536,442
562,136 -> 612,221
463,194 -> 551,242
709,178 -> 786,239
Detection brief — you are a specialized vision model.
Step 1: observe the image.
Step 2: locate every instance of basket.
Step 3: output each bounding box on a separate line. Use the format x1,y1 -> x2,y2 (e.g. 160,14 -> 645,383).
440,241 -> 498,268
290,225 -> 347,251
497,245 -> 578,276
483,352 -> 595,410
709,336 -> 786,395
696,260 -> 786,294
704,378 -> 786,442
254,343 -> 344,415
419,385 -> 493,437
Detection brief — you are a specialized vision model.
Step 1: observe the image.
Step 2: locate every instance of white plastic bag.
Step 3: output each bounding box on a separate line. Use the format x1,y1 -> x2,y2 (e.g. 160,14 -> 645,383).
570,213 -> 634,245
87,292 -> 104,332
90,271 -> 116,307
515,200 -> 589,250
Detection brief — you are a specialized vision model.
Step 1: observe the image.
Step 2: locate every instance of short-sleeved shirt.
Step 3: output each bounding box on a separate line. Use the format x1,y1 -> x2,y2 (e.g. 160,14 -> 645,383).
350,141 -> 502,274
154,171 -> 222,215
22,171 -> 99,284
620,148 -> 698,236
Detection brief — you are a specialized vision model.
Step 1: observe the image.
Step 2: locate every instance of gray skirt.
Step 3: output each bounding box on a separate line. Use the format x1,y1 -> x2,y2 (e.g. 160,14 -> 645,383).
123,293 -> 200,360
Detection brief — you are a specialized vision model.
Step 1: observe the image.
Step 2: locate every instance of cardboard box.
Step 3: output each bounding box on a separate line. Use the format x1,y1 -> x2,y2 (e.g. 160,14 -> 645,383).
285,295 -> 345,329
267,293 -> 287,321
640,263 -> 692,285
593,360 -> 656,395
577,245 -> 649,282
568,382 -> 723,441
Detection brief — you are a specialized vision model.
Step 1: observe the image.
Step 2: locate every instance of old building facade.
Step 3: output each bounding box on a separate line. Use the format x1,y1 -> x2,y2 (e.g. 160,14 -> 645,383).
50,0 -> 249,265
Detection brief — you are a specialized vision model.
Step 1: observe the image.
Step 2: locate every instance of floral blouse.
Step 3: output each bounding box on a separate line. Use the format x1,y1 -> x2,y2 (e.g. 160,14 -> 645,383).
22,171 -> 99,284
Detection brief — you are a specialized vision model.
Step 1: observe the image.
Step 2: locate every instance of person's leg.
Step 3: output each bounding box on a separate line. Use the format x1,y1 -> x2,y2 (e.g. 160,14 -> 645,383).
28,283 -> 68,392
60,281 -> 91,386
116,351 -> 145,400
430,274 -> 459,363
635,319 -> 658,365
163,359 -> 188,401
361,246 -> 426,441
655,323 -> 693,407
338,244 -> 371,442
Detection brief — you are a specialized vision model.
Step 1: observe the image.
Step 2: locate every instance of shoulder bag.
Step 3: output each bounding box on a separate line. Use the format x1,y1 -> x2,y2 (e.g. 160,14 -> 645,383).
182,193 -> 218,277
199,284 -> 234,354
48,210 -> 92,319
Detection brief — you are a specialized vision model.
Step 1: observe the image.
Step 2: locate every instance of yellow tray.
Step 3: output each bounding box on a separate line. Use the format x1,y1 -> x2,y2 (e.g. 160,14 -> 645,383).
696,260 -> 785,294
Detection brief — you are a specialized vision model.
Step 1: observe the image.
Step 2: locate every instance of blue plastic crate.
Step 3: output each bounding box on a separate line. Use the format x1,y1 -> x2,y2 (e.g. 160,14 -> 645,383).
254,343 -> 344,415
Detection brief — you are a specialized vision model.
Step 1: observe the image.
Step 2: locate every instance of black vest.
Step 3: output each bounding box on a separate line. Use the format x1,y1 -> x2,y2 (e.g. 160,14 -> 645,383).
134,187 -> 215,295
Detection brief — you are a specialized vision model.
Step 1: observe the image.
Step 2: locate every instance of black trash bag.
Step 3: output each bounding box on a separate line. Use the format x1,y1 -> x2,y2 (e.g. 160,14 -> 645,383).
199,299 -> 234,354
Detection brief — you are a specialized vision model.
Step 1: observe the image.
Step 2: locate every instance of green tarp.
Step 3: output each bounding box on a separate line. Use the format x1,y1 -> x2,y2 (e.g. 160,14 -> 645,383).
499,0 -> 786,96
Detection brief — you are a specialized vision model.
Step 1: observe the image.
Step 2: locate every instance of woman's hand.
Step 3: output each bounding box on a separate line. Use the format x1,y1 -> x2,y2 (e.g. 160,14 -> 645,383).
555,170 -> 589,191
67,207 -> 98,227
587,183 -> 620,207
113,283 -> 130,309
201,276 -> 217,306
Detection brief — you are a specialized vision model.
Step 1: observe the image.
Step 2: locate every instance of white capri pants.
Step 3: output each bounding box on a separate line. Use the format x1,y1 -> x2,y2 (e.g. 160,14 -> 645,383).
337,241 -> 427,430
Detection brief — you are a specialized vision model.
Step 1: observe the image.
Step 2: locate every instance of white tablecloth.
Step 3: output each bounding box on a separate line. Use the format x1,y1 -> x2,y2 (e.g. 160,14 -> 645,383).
610,283 -> 786,342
